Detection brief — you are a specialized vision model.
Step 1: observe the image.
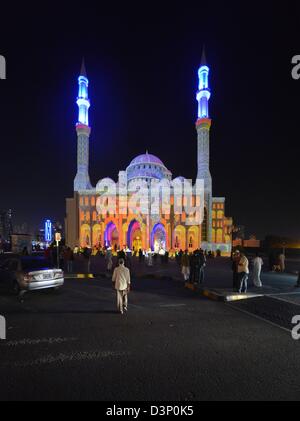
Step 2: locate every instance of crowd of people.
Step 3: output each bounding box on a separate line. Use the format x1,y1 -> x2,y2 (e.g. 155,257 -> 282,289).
39,242 -> 288,296
41,243 -> 175,273
178,249 -> 207,285
231,249 -> 286,293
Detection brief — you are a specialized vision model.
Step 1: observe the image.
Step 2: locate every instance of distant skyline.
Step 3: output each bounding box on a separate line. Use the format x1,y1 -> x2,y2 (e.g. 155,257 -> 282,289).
0,4 -> 300,239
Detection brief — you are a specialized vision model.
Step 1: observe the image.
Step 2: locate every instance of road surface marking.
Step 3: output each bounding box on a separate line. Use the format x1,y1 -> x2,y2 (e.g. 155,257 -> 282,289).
159,304 -> 186,308
8,350 -> 130,368
226,303 -> 292,334
2,337 -> 78,347
68,287 -> 113,301
68,287 -> 144,309
268,295 -> 300,306
270,291 -> 300,296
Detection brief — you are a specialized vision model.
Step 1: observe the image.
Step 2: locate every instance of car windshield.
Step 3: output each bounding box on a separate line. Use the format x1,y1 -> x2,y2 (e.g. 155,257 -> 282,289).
21,257 -> 54,271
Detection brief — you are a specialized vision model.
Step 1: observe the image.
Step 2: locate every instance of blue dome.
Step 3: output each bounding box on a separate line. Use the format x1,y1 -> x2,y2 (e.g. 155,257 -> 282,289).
129,153 -> 164,166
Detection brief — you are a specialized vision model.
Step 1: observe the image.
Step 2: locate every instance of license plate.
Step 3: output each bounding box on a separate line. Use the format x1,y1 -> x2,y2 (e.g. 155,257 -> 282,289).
43,273 -> 53,280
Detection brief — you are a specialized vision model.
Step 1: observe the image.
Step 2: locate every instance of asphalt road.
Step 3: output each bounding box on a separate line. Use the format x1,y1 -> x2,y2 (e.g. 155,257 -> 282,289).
1,276 -> 300,401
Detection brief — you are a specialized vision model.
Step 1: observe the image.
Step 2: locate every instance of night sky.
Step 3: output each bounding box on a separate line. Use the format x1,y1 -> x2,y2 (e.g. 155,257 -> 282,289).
0,3 -> 300,239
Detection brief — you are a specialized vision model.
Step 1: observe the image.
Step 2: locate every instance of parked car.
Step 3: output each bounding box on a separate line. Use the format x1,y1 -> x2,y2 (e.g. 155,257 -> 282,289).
0,255 -> 64,299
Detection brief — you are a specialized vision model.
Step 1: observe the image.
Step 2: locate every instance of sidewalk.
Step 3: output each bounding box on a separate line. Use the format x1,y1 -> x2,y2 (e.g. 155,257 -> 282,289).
185,258 -> 300,302
64,255 -> 300,302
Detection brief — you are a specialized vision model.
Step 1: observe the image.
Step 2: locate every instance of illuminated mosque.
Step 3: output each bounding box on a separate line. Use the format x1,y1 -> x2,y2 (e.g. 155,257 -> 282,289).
65,52 -> 233,254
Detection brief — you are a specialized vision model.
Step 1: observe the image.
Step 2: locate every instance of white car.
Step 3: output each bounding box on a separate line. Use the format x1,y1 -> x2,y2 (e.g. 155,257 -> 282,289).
0,255 -> 64,298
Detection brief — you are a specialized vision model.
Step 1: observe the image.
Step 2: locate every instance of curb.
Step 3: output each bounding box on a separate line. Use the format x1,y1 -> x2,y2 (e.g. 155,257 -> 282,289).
201,288 -> 225,302
65,274 -> 95,279
184,282 -> 224,301
184,282 -> 265,302
65,273 -> 183,281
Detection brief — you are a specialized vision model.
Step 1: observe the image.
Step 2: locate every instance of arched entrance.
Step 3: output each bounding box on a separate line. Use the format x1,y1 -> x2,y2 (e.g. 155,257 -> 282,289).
127,220 -> 142,252
188,226 -> 199,251
104,222 -> 119,248
80,224 -> 91,248
92,224 -> 102,247
174,225 -> 186,250
151,223 -> 166,253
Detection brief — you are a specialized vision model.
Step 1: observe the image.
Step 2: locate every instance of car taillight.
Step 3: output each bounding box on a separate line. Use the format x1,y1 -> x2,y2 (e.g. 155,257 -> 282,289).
23,274 -> 33,283
54,271 -> 63,279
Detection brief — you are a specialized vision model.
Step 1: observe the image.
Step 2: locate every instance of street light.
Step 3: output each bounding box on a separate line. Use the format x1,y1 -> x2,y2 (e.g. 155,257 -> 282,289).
55,232 -> 62,268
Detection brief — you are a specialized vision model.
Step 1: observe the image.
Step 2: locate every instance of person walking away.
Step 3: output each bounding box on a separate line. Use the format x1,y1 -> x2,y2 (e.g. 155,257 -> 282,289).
138,248 -> 143,263
147,248 -> 153,267
238,252 -> 249,294
181,250 -> 190,282
232,251 -> 241,291
112,258 -> 131,314
253,253 -> 263,287
177,249 -> 183,266
125,246 -> 132,270
106,247 -> 113,272
118,248 -> 126,261
198,249 -> 206,285
193,250 -> 201,284
63,247 -> 74,273
165,250 -> 169,264
189,251 -> 197,284
83,247 -> 91,273
279,251 -> 286,272
67,247 -> 74,273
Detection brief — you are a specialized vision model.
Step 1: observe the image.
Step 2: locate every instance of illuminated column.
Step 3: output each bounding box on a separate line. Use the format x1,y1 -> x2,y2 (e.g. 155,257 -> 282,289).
74,59 -> 92,191
196,48 -> 212,244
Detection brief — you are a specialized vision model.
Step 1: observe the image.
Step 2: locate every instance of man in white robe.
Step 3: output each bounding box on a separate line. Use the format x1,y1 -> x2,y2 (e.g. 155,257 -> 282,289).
112,259 -> 131,314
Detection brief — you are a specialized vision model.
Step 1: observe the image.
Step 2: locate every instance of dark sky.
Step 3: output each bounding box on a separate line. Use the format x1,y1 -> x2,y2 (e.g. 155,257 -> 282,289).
0,3 -> 300,239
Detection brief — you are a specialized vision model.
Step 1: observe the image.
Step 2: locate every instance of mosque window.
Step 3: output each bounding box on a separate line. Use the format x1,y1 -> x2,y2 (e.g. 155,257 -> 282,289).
212,229 -> 216,242
216,229 -> 223,243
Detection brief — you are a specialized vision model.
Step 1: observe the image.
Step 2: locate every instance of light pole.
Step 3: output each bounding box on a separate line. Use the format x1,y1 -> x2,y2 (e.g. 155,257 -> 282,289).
55,232 -> 62,269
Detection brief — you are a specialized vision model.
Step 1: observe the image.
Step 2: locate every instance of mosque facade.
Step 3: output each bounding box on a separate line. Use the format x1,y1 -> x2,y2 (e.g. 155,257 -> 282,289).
65,53 -> 233,254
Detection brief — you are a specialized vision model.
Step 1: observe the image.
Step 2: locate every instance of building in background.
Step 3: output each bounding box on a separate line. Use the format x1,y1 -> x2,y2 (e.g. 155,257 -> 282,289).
233,235 -> 261,249
0,209 -> 13,242
66,53 -> 233,254
33,220 -> 64,250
